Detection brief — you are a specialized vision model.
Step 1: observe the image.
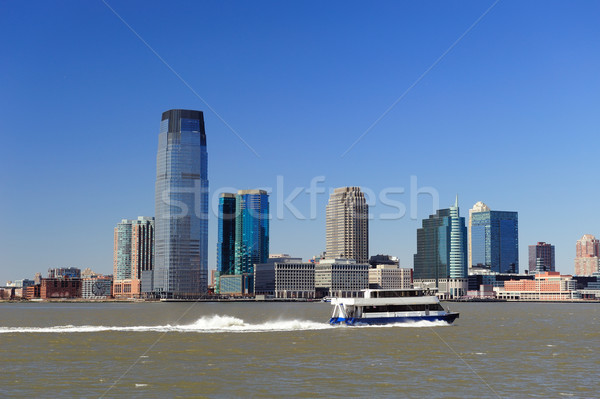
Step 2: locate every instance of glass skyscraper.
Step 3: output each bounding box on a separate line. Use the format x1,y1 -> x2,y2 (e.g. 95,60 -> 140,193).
469,202 -> 519,273
217,193 -> 237,276
154,109 -> 208,298
234,190 -> 269,275
414,197 -> 467,281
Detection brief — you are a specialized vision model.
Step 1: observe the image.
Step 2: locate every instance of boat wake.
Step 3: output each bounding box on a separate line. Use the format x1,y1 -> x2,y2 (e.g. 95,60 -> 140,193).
0,315 -> 332,334
0,315 -> 451,334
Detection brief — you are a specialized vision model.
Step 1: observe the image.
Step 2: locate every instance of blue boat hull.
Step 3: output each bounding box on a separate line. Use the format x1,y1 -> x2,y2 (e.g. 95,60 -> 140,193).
329,312 -> 459,326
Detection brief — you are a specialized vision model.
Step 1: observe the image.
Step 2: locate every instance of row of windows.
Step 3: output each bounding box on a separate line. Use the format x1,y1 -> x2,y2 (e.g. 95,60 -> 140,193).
363,304 -> 444,313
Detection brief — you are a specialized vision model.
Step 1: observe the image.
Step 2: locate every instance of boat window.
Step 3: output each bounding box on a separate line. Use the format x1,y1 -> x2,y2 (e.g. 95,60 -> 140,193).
363,304 -> 445,313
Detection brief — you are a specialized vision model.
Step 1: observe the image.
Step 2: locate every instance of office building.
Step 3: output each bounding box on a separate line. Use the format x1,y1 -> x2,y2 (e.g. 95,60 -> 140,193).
574,234 -> 600,276
468,202 -> 519,273
528,242 -> 555,273
254,256 -> 315,299
234,189 -> 269,275
82,275 -> 113,299
315,258 -> 369,298
113,217 -> 154,298
40,278 -> 81,299
326,187 -> 368,263
217,193 -> 237,276
414,196 -> 467,282
368,265 -> 412,290
497,272 -> 578,301
216,189 -> 269,295
154,109 -> 208,298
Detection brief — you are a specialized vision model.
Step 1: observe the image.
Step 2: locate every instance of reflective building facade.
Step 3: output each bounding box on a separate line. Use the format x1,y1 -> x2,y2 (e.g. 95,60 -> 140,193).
469,202 -> 519,274
414,197 -> 467,281
154,109 -> 208,298
234,190 -> 269,275
217,193 -> 237,276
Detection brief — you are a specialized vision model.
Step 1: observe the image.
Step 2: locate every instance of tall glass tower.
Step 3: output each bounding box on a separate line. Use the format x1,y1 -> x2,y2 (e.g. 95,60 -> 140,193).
414,196 -> 467,281
234,190 -> 269,275
217,193 -> 237,276
154,109 -> 208,298
469,202 -> 519,273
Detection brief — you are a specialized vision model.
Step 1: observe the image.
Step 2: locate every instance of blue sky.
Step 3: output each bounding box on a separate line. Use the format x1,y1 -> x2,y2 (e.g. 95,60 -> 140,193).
1,0 -> 599,282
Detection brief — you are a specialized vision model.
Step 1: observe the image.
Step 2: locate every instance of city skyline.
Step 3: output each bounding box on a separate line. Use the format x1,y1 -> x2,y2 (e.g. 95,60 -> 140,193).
2,2 -> 600,282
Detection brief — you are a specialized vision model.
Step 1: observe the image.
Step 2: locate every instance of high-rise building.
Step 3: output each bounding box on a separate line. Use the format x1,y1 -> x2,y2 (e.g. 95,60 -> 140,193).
528,242 -> 555,273
325,187 -> 368,263
217,193 -> 237,276
113,216 -> 154,298
234,189 -> 269,275
414,196 -> 467,281
114,219 -> 133,281
154,109 -> 208,299
468,202 -> 519,274
574,234 -> 600,276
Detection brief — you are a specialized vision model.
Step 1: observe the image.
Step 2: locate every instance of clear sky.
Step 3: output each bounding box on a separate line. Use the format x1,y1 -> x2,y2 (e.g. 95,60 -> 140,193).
1,0 -> 599,283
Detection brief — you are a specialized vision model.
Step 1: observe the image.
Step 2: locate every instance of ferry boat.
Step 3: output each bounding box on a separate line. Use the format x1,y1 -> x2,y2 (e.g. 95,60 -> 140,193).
329,289 -> 459,326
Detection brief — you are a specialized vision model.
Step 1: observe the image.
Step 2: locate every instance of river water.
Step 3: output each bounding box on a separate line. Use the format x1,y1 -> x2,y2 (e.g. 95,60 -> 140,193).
0,301 -> 598,398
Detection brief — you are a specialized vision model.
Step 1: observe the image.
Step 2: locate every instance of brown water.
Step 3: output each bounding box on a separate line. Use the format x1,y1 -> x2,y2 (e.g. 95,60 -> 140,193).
0,301 -> 599,398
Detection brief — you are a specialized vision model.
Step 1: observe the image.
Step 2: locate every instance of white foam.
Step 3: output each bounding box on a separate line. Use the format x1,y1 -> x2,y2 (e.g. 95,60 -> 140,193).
0,315 -> 450,334
0,315 -> 331,334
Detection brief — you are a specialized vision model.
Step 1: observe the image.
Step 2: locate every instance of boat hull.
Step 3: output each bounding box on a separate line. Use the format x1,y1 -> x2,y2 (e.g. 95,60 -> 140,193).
329,312 -> 459,326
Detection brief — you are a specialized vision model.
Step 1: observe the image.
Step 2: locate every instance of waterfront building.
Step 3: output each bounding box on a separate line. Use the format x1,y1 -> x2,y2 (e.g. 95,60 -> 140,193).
219,274 -> 253,296
254,256 -> 314,299
234,189 -> 269,276
528,242 -> 555,273
40,278 -> 81,299
315,258 -> 369,298
24,285 -> 41,299
467,271 -> 534,291
574,234 -> 600,276
325,187 -> 368,263
217,193 -> 237,276
368,265 -> 412,290
82,275 -> 113,299
154,109 -> 209,299
468,202 -> 519,273
413,196 -> 467,283
579,273 -> 600,299
216,189 -> 269,295
113,217 -> 154,298
496,272 -> 578,301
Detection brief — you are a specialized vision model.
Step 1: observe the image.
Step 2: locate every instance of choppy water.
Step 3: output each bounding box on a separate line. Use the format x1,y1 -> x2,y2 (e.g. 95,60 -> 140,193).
0,301 -> 598,398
